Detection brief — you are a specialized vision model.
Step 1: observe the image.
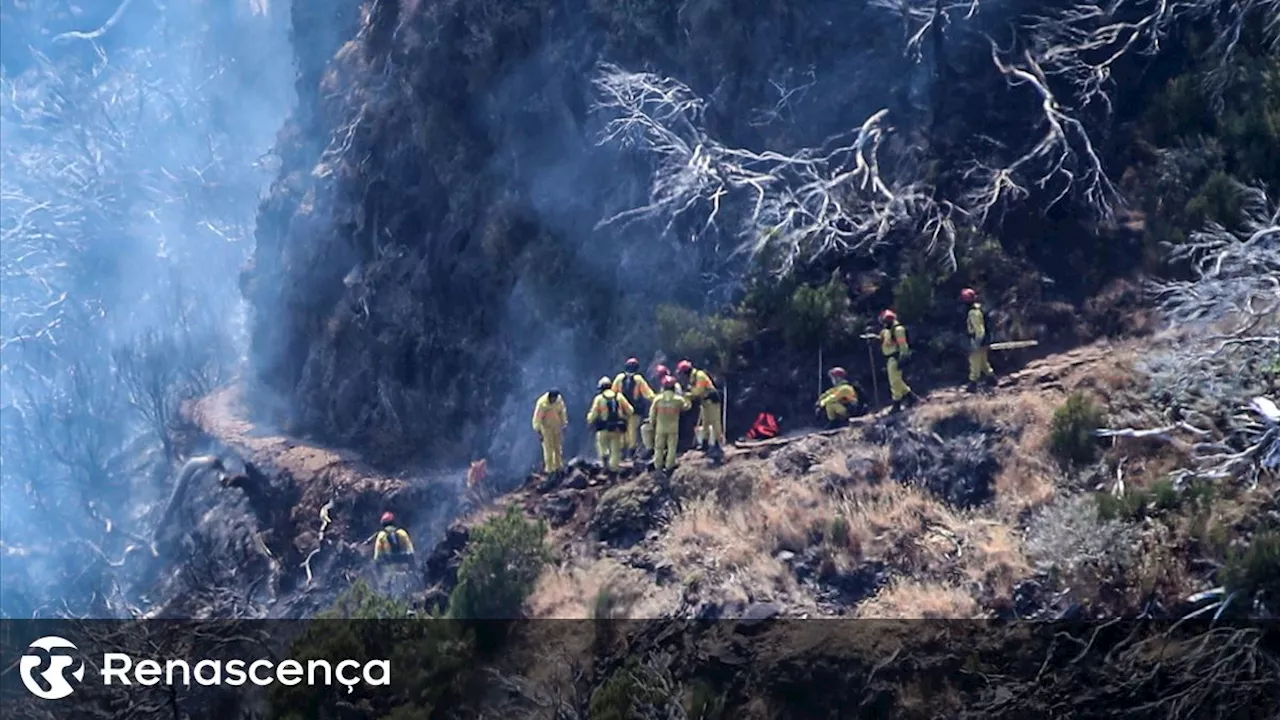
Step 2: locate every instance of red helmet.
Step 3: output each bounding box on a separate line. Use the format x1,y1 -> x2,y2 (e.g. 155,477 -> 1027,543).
960,288 -> 977,303
661,375 -> 677,389
380,511 -> 395,525
828,367 -> 847,378
655,364 -> 670,378
625,357 -> 640,372
880,309 -> 897,323
676,360 -> 693,375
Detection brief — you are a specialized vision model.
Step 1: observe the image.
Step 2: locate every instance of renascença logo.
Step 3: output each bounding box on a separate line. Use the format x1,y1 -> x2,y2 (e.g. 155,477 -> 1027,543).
19,636 -> 86,700
16,635 -> 390,699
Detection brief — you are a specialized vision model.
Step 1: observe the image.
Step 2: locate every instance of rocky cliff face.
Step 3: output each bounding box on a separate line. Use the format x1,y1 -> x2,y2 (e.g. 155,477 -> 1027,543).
243,0 -> 949,469
241,0 -> 1192,471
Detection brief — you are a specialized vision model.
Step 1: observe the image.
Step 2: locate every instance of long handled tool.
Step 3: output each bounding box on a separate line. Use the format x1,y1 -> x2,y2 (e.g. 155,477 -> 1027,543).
861,333 -> 882,407
988,340 -> 1040,351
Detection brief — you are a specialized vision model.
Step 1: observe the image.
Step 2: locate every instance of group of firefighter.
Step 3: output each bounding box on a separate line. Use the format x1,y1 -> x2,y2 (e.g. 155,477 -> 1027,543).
371,289 -> 998,564
530,287 -> 999,479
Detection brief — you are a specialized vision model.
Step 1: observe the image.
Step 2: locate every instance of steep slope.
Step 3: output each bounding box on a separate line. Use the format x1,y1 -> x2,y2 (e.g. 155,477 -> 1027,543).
173,335 -> 1258,621
447,339 -> 1151,620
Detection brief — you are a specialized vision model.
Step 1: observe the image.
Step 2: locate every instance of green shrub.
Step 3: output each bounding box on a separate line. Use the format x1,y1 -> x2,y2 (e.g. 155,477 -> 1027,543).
828,515 -> 852,548
1185,171 -> 1246,231
447,506 -> 551,619
1049,392 -> 1105,467
588,659 -> 673,720
1095,479 -> 1215,521
782,270 -> 852,350
892,273 -> 934,325
683,678 -> 726,720
1221,531 -> 1280,607
268,582 -> 476,719
655,304 -> 750,375
319,578 -> 414,619
1095,490 -> 1149,522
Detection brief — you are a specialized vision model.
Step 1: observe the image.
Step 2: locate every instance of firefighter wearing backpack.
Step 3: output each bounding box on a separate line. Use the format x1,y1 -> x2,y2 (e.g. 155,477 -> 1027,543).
641,364 -> 677,456
613,357 -> 655,459
532,388 -> 569,475
816,366 -> 860,428
374,512 -> 414,563
650,374 -> 692,473
677,360 -> 724,456
587,376 -> 633,472
962,288 -> 996,392
879,310 -> 916,412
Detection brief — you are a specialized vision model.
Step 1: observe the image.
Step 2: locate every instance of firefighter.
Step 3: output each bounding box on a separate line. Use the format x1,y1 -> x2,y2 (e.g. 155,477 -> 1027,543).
531,389 -> 568,475
613,357 -> 655,459
746,410 -> 780,440
649,375 -> 692,473
373,512 -> 415,563
879,310 -> 916,412
677,360 -> 724,458
587,376 -> 633,473
962,288 -> 996,392
816,366 -> 860,428
641,364 -> 678,456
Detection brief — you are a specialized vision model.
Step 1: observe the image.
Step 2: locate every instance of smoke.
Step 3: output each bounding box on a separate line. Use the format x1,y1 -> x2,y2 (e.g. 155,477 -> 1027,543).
0,0 -> 295,617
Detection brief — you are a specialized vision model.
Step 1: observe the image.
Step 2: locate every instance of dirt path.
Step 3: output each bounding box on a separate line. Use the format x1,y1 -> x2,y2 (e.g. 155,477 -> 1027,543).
185,383 -> 418,546
730,337 -> 1141,453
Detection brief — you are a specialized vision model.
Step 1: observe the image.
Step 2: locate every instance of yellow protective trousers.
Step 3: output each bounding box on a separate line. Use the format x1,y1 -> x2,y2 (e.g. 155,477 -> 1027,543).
887,357 -> 912,401
825,402 -> 849,422
539,426 -> 564,473
623,412 -> 642,451
968,347 -> 994,383
699,400 -> 724,447
641,419 -> 654,450
653,429 -> 679,471
596,430 -> 624,472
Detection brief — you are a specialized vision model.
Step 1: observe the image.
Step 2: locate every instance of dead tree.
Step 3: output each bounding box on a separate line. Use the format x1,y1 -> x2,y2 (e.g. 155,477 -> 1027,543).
1098,182 -> 1279,487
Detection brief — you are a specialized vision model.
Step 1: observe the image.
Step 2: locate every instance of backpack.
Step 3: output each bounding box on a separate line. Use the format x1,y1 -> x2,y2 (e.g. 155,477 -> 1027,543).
604,394 -> 626,431
594,393 -> 625,431
622,373 -> 650,415
385,527 -> 404,554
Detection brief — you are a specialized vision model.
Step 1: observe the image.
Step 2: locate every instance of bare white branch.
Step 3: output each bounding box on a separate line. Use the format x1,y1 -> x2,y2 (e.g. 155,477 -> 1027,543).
592,64 -> 955,274
962,42 -> 1120,224
1120,182 -> 1280,486
870,0 -> 983,61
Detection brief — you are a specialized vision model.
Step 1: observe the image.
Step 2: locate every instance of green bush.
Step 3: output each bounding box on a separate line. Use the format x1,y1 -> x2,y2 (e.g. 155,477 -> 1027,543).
1221,530 -> 1280,608
588,659 -> 674,720
782,270 -> 852,350
1185,171 -> 1246,231
828,515 -> 852,548
447,505 -> 551,619
1095,479 -> 1215,521
683,678 -> 726,720
268,582 -> 476,720
892,273 -> 934,325
655,304 -> 749,375
1049,392 -> 1105,467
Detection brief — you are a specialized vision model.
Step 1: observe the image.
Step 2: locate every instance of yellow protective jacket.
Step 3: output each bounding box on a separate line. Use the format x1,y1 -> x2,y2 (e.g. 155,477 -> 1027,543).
819,382 -> 858,411
587,389 -> 633,432
374,527 -> 414,560
686,368 -> 718,402
880,323 -> 910,358
649,389 -> 692,434
612,372 -> 655,410
967,304 -> 988,346
531,392 -> 568,432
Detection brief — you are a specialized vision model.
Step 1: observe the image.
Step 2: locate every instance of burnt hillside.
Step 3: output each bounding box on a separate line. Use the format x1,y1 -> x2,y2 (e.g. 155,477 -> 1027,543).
242,0 -> 1278,471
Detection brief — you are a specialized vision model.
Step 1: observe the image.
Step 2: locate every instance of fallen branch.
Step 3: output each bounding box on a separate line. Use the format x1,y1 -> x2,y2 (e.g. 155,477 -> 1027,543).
51,0 -> 139,44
